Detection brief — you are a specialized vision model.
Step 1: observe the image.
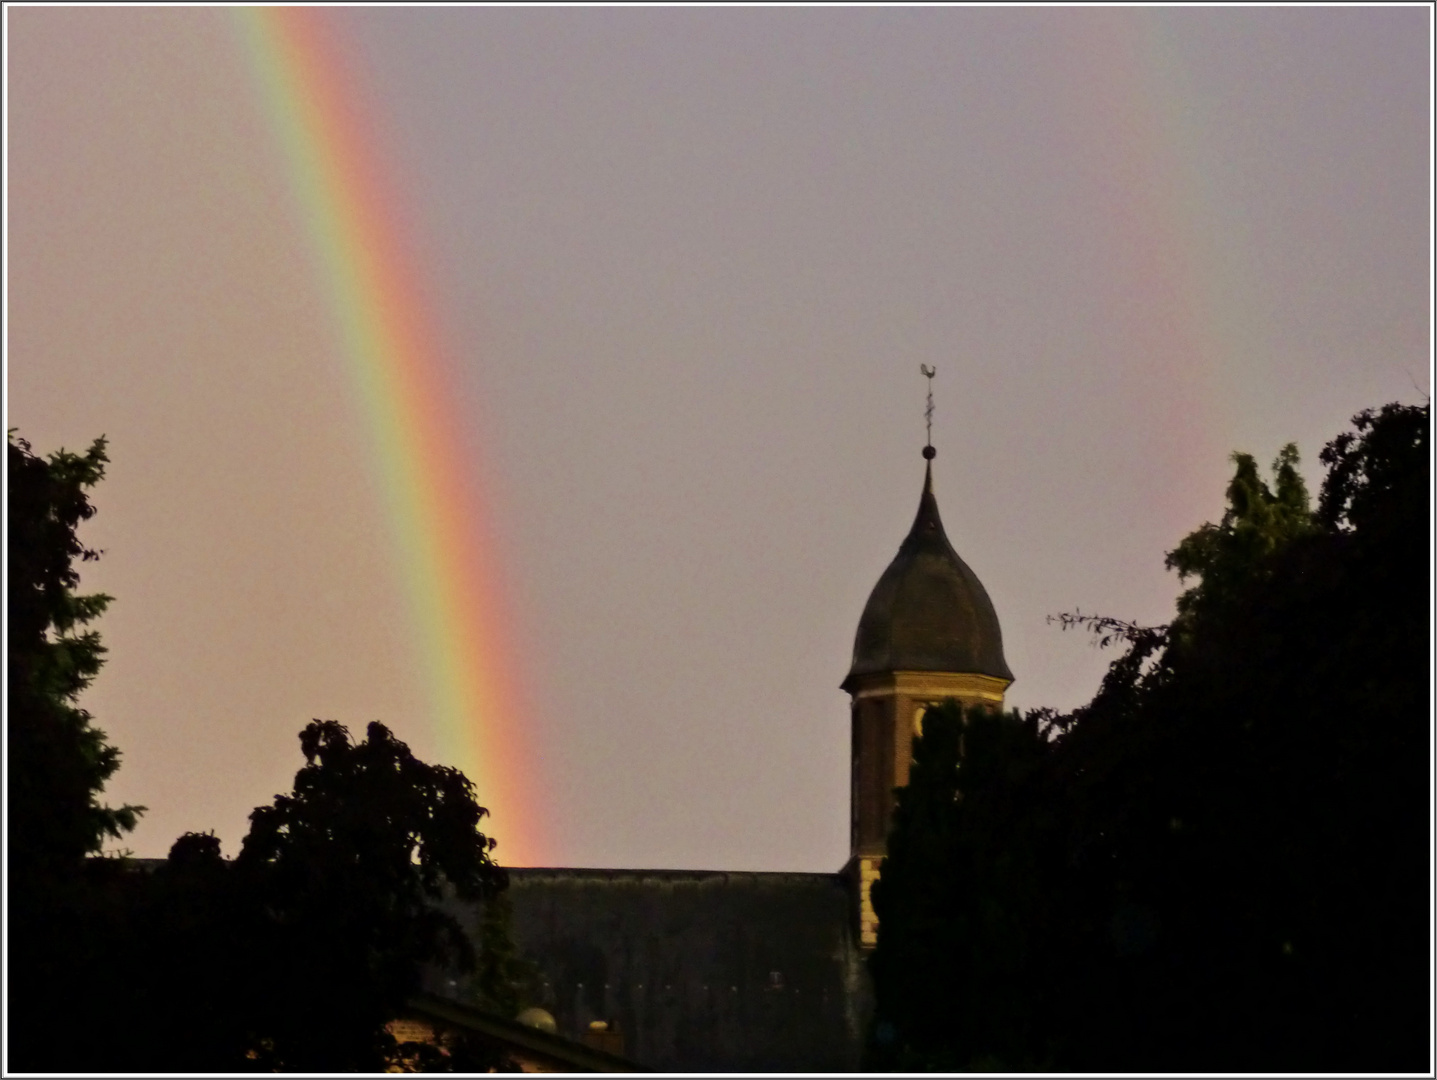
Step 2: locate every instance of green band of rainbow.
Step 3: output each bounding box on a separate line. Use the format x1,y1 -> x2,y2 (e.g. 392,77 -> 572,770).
234,7 -> 538,863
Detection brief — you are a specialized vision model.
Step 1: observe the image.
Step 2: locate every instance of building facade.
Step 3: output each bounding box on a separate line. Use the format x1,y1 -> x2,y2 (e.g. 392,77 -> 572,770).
445,450 -> 1011,1070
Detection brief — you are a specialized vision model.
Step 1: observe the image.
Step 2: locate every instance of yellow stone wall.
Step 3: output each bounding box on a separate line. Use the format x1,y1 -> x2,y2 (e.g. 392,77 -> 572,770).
857,856 -> 883,948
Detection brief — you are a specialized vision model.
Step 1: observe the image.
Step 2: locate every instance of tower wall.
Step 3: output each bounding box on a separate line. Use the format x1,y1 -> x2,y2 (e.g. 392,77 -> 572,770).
845,671 -> 1009,947
841,458 -> 1013,948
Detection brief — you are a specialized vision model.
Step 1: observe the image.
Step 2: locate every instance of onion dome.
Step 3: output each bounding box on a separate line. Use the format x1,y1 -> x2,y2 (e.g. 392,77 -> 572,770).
842,460 -> 1013,690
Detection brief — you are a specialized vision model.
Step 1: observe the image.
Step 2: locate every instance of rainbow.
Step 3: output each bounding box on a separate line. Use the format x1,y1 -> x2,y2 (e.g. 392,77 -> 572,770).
1048,10 -> 1230,539
1058,10 -> 1261,534
233,7 -> 540,863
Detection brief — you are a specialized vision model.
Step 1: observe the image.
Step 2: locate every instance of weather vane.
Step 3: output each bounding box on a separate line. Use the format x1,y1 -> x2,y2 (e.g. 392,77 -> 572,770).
920,364 -> 936,459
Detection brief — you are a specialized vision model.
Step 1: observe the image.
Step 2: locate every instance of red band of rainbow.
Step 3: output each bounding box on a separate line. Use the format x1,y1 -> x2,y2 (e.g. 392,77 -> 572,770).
235,7 -> 540,864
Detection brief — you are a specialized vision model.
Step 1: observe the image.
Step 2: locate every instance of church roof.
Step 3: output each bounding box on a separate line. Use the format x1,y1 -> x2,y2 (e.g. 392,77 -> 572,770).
843,460 -> 1013,688
433,868 -> 869,1072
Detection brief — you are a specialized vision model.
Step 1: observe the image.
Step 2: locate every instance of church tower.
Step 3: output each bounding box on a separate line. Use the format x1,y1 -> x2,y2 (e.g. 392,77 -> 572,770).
843,444 -> 1013,947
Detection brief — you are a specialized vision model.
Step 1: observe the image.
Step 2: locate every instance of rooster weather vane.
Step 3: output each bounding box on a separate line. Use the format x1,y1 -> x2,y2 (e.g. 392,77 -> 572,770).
920,364 -> 936,460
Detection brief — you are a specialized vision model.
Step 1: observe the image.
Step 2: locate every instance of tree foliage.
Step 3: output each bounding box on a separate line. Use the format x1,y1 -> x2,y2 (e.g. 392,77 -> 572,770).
232,719 -> 508,1071
7,432 -> 522,1071
7,432 -> 149,1074
7,432 -> 141,873
468,890 -> 540,1021
868,402 -> 1430,1071
152,723 -> 510,1072
1164,442 -> 1318,636
13,720 -> 514,1072
867,702 -> 1060,1071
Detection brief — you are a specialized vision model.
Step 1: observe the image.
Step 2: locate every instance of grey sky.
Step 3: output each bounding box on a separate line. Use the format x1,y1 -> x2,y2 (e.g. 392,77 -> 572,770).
7,6 -> 1429,869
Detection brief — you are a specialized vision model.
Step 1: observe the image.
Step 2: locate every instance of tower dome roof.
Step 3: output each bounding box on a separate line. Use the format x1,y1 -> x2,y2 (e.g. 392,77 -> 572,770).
843,462 -> 1013,690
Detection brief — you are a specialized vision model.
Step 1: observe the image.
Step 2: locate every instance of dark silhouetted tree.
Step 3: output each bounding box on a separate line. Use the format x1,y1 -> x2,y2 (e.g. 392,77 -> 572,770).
230,720 -> 511,1071
112,722 -> 518,1073
7,433 -> 524,1072
7,432 -> 141,874
6,432 -> 149,1073
468,891 -> 539,1021
868,402 -> 1429,1072
866,701 -> 1060,1071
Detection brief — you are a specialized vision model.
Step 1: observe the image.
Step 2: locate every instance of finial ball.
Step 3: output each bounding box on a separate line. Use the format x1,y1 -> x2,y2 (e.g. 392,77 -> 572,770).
922,445 -> 936,460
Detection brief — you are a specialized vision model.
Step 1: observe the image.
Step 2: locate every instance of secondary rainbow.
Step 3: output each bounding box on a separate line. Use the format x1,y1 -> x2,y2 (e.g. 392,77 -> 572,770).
1044,10 -> 1238,537
234,7 -> 540,863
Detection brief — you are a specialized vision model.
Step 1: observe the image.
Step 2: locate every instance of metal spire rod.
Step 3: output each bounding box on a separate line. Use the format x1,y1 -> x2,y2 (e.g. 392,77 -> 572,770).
920,364 -> 936,457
